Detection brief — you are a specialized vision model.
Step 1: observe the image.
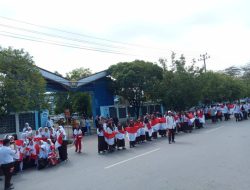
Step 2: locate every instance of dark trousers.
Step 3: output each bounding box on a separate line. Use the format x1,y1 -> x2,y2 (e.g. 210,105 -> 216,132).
235,113 -> 240,122
211,116 -> 216,123
224,113 -> 229,121
1,162 -> 14,189
168,129 -> 175,143
129,141 -> 136,148
152,132 -> 158,139
145,132 -> 152,141
58,141 -> 68,161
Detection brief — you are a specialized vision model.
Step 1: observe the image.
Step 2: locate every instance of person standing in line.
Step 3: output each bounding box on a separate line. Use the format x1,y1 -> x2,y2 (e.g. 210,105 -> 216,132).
234,103 -> 241,122
115,122 -> 126,150
73,122 -> 83,153
0,138 -> 16,190
97,118 -> 107,154
210,106 -> 217,123
79,116 -> 86,136
85,117 -> 91,135
144,114 -> 152,141
222,104 -> 229,121
166,111 -> 176,144
94,115 -> 100,129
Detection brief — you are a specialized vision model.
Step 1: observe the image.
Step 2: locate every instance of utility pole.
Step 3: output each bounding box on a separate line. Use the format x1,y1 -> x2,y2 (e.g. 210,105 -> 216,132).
198,53 -> 210,72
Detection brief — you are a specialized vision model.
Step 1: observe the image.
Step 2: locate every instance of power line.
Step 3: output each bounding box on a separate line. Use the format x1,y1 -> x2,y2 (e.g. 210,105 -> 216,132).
0,23 -> 130,51
0,31 -> 138,56
0,29 -> 170,57
0,15 -> 172,52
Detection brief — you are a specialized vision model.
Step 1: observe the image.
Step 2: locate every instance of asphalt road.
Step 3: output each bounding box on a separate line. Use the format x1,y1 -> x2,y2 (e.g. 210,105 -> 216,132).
9,119 -> 250,190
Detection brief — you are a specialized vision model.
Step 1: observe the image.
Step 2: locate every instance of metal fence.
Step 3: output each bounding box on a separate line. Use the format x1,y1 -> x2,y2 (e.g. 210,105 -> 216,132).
0,112 -> 39,136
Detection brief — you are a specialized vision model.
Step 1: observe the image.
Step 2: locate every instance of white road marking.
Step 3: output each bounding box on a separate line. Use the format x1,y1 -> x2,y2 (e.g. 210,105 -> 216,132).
104,148 -> 160,169
203,126 -> 225,134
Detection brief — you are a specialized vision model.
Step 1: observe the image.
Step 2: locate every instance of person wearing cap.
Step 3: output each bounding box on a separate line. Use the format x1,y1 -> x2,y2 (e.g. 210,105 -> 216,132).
166,111 -> 176,144
0,138 -> 16,190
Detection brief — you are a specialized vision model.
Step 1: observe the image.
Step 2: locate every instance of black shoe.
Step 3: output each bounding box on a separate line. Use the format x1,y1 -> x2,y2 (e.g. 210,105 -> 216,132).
172,141 -> 175,143
5,186 -> 14,190
169,142 -> 171,144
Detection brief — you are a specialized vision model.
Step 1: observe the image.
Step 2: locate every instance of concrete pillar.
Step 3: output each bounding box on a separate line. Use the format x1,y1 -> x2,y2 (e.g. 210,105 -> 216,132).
15,113 -> 20,135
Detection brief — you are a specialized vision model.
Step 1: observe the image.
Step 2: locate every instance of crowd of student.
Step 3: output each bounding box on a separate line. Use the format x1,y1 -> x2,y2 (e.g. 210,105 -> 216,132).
0,123 -> 69,175
0,102 -> 249,189
95,110 -> 205,153
95,102 -> 250,154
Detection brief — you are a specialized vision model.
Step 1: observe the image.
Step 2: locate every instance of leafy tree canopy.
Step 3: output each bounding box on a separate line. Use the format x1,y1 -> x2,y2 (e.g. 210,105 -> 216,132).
108,60 -> 163,117
66,67 -> 91,81
0,47 -> 46,115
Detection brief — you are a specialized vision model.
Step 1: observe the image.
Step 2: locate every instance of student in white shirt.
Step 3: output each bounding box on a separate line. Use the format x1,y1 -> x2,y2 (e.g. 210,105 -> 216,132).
166,111 -> 176,144
0,138 -> 16,190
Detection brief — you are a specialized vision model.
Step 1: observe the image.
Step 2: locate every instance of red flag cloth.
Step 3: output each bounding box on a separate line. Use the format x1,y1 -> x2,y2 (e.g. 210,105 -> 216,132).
34,137 -> 43,142
151,118 -> 159,127
160,117 -> 166,123
0,139 -> 3,145
188,113 -> 194,119
104,131 -> 117,139
50,145 -> 55,151
125,126 -> 139,134
34,137 -> 48,142
35,144 -> 40,154
118,130 -> 126,134
198,113 -> 203,118
174,115 -> 179,121
57,134 -> 63,145
146,123 -> 152,129
228,104 -> 234,109
134,121 -> 144,128
15,140 -> 24,146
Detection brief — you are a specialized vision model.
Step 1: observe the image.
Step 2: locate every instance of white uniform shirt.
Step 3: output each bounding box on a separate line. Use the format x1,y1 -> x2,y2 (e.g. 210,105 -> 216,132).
222,106 -> 229,114
0,146 -> 15,165
73,129 -> 82,136
166,116 -> 176,129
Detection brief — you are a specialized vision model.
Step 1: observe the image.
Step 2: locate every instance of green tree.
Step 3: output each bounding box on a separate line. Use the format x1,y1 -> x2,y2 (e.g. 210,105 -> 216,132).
198,71 -> 246,104
223,66 -> 242,77
53,68 -> 92,116
66,67 -> 91,80
161,55 -> 202,110
0,47 -> 46,115
108,60 -> 163,118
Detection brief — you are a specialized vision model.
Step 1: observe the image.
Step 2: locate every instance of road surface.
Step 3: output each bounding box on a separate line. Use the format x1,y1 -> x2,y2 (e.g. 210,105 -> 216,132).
10,119 -> 250,190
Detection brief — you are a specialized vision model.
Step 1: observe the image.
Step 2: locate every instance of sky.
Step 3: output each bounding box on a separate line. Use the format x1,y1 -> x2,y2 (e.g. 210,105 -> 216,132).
0,0 -> 249,76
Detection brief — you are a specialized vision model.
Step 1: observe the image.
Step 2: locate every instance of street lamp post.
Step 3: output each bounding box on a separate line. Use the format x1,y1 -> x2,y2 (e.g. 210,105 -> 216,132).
198,53 -> 210,73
